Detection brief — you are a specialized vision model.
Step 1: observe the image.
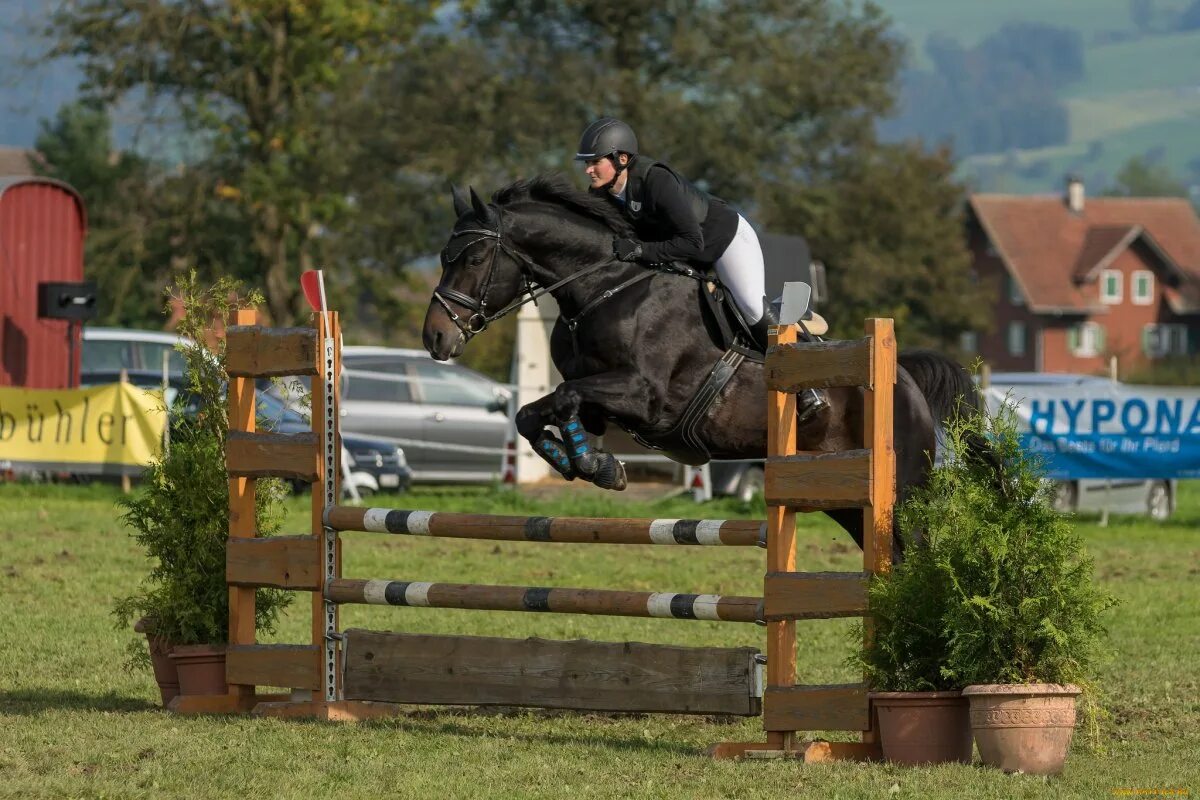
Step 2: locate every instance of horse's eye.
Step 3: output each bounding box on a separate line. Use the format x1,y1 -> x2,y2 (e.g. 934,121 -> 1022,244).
468,254 -> 484,266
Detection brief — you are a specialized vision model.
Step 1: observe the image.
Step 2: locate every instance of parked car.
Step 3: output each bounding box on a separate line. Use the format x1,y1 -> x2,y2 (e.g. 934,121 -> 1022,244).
78,369 -> 412,497
253,388 -> 412,497
262,347 -> 512,483
333,347 -> 512,483
81,327 -> 188,377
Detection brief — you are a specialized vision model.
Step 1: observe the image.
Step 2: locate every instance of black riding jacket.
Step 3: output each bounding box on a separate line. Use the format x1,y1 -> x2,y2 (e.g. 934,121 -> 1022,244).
594,156 -> 739,265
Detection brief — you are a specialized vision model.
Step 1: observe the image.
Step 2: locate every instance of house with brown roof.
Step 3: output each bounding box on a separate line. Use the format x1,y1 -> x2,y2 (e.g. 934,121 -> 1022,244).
0,146 -> 35,176
966,178 -> 1200,374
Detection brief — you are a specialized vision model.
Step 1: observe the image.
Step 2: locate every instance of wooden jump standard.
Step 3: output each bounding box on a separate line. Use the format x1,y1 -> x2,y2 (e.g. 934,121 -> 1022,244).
171,308 -> 894,763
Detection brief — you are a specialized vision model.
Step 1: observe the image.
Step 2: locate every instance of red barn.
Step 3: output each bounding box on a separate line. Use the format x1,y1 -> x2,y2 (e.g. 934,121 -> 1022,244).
0,176 -> 88,388
966,178 -> 1200,374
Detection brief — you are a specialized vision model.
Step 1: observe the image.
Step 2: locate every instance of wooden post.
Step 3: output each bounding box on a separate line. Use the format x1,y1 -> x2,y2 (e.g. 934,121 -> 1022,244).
765,323 -> 798,752
227,308 -> 259,699
860,318 -> 895,749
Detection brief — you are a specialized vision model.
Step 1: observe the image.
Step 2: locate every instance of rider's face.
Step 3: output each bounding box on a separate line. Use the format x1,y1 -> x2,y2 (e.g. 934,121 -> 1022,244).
583,156 -> 616,189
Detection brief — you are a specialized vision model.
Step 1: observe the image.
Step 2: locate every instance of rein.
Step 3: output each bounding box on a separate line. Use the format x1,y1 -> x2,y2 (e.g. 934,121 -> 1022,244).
434,209 -> 651,355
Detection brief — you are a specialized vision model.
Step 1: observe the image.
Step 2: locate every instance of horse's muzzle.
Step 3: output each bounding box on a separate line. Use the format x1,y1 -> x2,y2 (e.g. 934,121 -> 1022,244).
422,303 -> 466,361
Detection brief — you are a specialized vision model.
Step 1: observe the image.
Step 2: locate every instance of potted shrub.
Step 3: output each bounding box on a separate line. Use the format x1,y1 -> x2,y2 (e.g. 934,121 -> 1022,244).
895,400 -> 1117,775
112,274 -> 292,704
851,506 -> 973,766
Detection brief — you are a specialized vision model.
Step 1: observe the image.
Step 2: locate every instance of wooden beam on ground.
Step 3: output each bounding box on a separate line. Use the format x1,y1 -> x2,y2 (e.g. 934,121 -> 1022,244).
325,579 -> 764,623
225,325 -> 319,378
342,630 -> 761,715
709,739 -> 881,761
226,431 -> 319,481
251,700 -> 410,721
226,536 -> 322,590
765,449 -> 871,508
324,507 -> 764,546
765,337 -> 873,392
168,692 -> 291,715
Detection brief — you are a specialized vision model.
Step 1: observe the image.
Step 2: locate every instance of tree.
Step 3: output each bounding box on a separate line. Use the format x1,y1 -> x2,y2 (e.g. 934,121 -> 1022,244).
1130,0 -> 1155,33
760,142 -> 986,347
46,0 -> 442,325
1104,156 -> 1189,198
34,102 -> 162,326
1179,0 -> 1200,31
449,0 -> 988,346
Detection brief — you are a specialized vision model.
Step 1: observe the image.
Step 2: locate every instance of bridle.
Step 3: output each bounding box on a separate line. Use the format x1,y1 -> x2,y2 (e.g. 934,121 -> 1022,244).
433,206 -> 633,346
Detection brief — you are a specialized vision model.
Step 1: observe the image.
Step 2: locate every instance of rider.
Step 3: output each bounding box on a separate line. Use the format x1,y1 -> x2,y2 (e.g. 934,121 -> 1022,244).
574,116 -> 829,423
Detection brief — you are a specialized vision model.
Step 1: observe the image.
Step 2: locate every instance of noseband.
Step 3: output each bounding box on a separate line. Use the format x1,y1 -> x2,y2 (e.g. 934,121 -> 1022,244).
433,225 -> 517,337
433,207 -> 618,343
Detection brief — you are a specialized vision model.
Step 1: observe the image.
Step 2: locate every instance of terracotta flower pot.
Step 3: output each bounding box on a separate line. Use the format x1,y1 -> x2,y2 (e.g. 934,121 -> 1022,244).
962,683 -> 1080,775
169,644 -> 228,696
870,691 -> 974,765
135,617 -> 179,706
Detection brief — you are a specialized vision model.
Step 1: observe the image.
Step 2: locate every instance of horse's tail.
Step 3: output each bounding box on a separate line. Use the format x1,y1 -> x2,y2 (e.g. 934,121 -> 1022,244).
897,349 -> 980,424
898,348 -> 1006,488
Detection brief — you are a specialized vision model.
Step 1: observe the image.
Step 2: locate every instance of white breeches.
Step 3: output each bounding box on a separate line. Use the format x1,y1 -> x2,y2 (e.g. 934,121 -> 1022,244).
713,214 -> 766,324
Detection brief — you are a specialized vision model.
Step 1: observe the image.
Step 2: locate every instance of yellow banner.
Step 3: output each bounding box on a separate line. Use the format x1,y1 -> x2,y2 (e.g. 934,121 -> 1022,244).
0,383 -> 167,473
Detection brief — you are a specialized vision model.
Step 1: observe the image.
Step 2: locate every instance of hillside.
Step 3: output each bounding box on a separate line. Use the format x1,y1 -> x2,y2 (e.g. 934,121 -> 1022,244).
875,0 -> 1200,196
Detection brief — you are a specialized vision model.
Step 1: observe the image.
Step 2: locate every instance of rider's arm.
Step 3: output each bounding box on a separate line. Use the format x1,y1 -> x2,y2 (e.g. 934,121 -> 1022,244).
638,168 -> 704,264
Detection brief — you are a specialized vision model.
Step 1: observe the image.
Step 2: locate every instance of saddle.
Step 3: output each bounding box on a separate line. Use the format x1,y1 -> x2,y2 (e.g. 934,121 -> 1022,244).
658,262 -> 827,360
629,265 -> 827,464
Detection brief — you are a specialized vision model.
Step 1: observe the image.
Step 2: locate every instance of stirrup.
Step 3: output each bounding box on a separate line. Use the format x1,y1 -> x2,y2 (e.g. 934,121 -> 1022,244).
796,388 -> 829,426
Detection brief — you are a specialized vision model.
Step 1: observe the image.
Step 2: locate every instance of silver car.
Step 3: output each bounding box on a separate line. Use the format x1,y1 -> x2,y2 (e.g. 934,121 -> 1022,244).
339,347 -> 512,483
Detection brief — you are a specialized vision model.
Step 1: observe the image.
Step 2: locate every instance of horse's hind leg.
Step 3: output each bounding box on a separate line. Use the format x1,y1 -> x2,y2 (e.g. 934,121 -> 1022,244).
550,375 -> 659,491
515,395 -> 576,480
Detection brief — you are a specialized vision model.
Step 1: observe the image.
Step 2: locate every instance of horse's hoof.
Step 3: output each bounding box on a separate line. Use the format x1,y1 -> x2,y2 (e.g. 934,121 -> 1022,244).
571,450 -> 599,478
593,454 -> 627,491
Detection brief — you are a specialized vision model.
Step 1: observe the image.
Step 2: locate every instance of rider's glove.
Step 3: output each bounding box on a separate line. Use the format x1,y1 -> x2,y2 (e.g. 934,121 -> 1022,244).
613,238 -> 644,262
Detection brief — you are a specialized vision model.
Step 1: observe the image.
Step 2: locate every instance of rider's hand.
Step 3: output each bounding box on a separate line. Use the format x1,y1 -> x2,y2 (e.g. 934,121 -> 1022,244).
613,238 -> 643,262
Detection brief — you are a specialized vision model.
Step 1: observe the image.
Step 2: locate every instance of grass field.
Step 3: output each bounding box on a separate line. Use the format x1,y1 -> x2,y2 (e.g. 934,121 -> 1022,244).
2,481 -> 1198,799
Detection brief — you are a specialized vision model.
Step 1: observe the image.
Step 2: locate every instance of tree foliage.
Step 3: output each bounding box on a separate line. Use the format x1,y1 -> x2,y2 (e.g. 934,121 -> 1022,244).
1103,155 -> 1190,198
886,23 -> 1082,157
47,0 -> 441,325
42,0 -> 988,353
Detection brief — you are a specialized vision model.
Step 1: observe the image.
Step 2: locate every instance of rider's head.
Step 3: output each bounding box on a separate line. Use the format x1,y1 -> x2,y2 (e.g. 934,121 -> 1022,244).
575,117 -> 637,192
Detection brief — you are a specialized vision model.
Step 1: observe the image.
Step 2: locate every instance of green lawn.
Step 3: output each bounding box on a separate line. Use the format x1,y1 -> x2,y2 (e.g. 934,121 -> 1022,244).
1,481 -> 1197,799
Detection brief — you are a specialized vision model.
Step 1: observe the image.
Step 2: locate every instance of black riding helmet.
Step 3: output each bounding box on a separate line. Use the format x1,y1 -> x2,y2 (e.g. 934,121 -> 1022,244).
574,118 -> 638,162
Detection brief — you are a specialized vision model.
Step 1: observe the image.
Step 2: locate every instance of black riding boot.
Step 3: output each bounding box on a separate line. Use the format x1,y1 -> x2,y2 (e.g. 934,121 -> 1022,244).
750,297 -> 830,427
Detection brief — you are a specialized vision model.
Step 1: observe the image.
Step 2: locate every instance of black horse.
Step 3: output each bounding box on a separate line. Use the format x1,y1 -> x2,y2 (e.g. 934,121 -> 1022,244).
423,175 -> 981,557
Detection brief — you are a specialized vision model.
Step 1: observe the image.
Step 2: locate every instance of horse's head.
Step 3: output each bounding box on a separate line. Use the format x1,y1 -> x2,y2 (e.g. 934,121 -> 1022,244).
423,185 -> 532,360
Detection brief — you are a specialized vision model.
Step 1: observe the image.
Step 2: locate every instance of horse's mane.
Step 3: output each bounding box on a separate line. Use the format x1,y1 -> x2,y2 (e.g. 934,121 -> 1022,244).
493,174 -> 635,237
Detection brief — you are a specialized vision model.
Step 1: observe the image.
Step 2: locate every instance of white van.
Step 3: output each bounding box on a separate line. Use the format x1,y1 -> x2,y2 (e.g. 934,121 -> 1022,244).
81,327 -> 188,376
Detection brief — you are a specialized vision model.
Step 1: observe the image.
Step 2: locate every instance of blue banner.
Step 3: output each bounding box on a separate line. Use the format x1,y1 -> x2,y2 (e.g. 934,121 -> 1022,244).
984,383 -> 1200,480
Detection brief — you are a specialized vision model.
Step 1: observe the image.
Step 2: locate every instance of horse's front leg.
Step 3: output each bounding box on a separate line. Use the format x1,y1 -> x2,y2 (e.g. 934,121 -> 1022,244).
515,394 -> 576,479
553,373 -> 658,491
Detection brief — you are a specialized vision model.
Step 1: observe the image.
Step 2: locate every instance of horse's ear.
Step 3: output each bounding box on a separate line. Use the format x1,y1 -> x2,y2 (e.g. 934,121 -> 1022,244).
469,186 -> 497,228
450,184 -> 470,218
